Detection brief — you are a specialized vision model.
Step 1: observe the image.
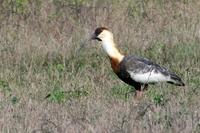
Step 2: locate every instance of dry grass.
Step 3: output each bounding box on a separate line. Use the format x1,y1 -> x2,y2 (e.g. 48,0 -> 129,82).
0,0 -> 200,132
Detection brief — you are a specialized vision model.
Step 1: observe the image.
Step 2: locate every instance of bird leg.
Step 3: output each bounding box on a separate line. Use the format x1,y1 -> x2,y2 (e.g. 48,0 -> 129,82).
134,84 -> 143,100
143,84 -> 148,91
134,84 -> 148,100
135,90 -> 143,99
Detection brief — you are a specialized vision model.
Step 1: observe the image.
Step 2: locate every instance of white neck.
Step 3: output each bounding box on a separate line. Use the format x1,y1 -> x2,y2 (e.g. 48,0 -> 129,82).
102,38 -> 124,62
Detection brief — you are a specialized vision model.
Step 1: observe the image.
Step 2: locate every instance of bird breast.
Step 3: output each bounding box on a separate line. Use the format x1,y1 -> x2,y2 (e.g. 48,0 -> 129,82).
109,57 -> 121,74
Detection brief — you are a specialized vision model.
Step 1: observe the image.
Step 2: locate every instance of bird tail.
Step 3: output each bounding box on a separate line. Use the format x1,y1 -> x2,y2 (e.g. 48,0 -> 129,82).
167,72 -> 185,86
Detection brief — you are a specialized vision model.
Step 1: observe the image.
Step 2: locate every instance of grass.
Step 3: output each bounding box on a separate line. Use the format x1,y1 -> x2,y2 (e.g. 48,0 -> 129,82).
0,0 -> 200,132
109,85 -> 135,102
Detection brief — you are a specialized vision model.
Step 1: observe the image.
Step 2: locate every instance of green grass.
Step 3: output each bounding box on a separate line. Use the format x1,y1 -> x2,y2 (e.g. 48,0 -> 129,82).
46,87 -> 89,103
109,85 -> 135,101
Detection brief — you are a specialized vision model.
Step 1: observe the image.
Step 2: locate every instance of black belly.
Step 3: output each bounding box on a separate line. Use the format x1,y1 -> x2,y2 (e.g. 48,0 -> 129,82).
116,71 -> 141,90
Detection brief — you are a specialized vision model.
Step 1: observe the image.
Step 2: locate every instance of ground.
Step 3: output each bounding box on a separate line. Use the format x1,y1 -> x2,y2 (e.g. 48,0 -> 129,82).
0,0 -> 200,132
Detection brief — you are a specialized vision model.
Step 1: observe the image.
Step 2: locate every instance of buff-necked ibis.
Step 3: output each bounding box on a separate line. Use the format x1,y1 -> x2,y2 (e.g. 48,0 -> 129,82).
91,27 -> 185,98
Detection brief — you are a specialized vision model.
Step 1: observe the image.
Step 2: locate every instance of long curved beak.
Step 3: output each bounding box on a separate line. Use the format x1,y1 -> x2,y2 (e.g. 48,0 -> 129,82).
90,33 -> 96,40
76,33 -> 98,55
90,34 -> 101,41
76,35 -> 92,55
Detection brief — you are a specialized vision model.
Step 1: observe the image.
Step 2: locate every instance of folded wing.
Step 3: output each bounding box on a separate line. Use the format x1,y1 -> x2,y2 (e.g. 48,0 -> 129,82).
120,55 -> 184,86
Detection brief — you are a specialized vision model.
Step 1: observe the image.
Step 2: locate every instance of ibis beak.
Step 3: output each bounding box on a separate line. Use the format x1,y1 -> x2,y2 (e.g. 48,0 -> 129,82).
76,33 -> 97,54
90,33 -> 96,40
76,31 -> 103,55
90,34 -> 102,41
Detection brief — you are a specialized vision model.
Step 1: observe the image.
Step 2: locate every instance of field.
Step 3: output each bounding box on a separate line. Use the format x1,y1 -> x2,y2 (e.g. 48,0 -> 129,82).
0,0 -> 200,132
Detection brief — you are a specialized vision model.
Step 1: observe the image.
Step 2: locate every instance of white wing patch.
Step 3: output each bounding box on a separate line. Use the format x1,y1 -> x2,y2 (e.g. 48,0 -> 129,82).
128,70 -> 170,84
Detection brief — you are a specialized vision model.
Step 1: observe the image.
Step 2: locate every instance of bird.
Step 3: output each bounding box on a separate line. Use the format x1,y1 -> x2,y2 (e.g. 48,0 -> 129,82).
91,27 -> 185,98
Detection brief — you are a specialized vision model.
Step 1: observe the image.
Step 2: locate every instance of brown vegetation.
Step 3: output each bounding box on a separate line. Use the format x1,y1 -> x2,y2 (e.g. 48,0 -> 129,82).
0,0 -> 200,132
